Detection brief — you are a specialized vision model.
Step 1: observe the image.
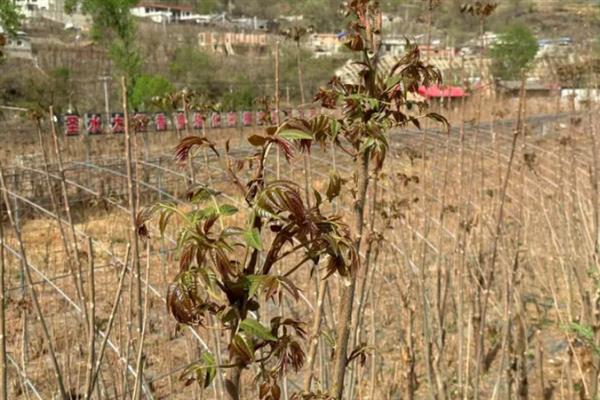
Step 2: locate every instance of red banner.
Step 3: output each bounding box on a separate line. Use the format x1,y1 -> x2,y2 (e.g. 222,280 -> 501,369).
154,113 -> 168,132
270,110 -> 279,125
133,113 -> 149,133
256,111 -> 266,126
64,114 -> 80,136
111,113 -> 125,134
174,111 -> 187,131
63,107 -> 322,136
242,111 -> 253,127
227,112 -> 238,128
86,113 -> 103,135
211,113 -> 222,128
192,112 -> 204,130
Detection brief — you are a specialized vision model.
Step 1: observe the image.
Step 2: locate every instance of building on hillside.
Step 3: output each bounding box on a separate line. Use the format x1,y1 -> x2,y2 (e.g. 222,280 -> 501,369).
336,53 -> 487,92
561,88 -> 600,109
308,33 -> 344,57
381,37 -> 406,56
0,27 -> 33,59
130,2 -> 196,24
14,0 -> 54,16
496,80 -> 555,99
13,0 -> 90,30
459,31 -> 499,55
417,85 -> 468,106
279,15 -> 304,23
230,16 -> 274,32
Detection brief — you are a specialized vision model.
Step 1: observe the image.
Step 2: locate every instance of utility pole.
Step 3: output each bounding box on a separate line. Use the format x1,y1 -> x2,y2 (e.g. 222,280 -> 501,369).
99,76 -> 111,125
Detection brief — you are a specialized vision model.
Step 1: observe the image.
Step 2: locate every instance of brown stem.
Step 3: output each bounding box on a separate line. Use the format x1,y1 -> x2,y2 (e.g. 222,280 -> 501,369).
474,74 -> 526,398
89,246 -> 130,397
0,166 -> 68,399
132,242 -> 151,400
48,107 -> 89,325
303,278 -> 327,392
331,150 -> 370,399
84,238 -> 96,399
121,76 -> 144,396
224,360 -> 243,400
0,199 -> 6,400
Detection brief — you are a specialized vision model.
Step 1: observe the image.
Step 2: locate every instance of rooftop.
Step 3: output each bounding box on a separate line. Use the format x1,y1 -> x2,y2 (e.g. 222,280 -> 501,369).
134,2 -> 194,12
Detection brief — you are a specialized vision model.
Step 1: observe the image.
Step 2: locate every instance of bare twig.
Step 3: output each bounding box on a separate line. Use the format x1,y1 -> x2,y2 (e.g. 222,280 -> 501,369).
0,165 -> 68,399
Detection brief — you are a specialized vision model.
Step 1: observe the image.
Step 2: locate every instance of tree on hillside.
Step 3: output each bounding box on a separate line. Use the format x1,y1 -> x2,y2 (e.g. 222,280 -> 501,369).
489,23 -> 538,80
65,0 -> 141,88
0,2 -> 21,35
0,1 -> 22,60
130,74 -> 173,110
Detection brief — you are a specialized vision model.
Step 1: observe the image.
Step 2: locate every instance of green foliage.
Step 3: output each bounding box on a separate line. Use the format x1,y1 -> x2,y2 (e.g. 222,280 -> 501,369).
568,322 -> 600,355
0,1 -> 22,60
130,74 -> 173,110
489,23 -> 539,80
0,1 -> 22,35
181,352 -> 217,388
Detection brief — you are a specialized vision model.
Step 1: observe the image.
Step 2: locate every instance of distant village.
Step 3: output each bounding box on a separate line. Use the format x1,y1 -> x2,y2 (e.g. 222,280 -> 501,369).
2,0 -> 598,107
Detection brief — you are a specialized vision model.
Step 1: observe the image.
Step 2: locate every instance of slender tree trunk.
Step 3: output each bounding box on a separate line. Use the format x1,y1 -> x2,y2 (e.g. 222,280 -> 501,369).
303,278 -> 327,392
332,150 -> 371,399
0,202 -> 7,400
121,76 -> 144,397
474,74 -> 526,399
0,167 -> 68,399
84,239 -> 96,400
275,40 -> 281,179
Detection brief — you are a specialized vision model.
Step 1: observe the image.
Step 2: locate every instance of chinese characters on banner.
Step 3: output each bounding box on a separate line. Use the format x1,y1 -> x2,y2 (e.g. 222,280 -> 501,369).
256,111 -> 266,126
211,113 -> 221,129
227,112 -> 237,128
63,109 -> 320,136
64,114 -> 80,136
192,112 -> 204,130
86,113 -> 103,135
242,111 -> 253,127
154,113 -> 168,132
174,111 -> 187,131
270,110 -> 279,125
133,113 -> 149,133
111,113 -> 125,134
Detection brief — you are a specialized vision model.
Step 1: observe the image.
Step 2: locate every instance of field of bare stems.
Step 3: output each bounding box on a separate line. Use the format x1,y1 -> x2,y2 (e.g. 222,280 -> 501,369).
0,91 -> 599,400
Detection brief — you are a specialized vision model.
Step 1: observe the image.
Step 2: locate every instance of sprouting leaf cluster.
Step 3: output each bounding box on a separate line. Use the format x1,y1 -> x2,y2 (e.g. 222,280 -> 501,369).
138,105 -> 358,395
141,1 -> 450,397
153,88 -> 220,117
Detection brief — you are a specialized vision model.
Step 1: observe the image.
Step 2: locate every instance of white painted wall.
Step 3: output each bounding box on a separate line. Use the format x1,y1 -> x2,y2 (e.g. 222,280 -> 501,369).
14,0 -> 53,16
